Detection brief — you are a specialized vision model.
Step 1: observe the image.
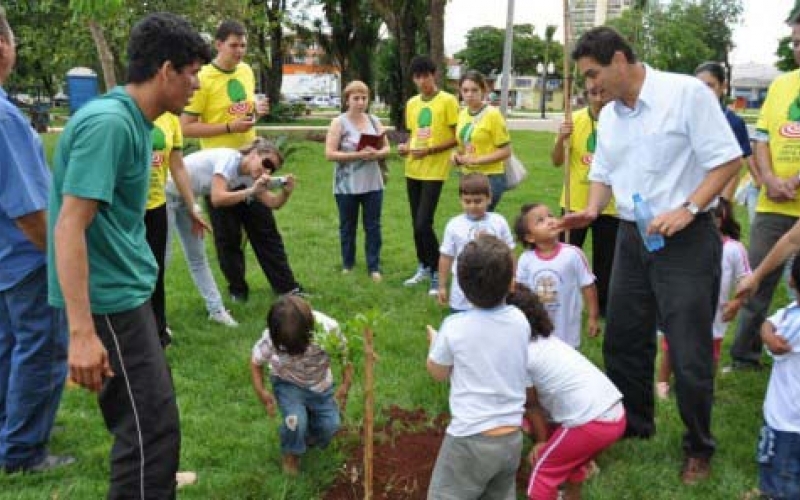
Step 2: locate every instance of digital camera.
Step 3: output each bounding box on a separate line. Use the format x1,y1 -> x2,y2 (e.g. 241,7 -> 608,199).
267,176 -> 288,189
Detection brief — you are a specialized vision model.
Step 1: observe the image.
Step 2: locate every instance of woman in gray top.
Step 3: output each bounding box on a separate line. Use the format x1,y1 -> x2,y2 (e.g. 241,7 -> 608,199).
324,80 -> 390,281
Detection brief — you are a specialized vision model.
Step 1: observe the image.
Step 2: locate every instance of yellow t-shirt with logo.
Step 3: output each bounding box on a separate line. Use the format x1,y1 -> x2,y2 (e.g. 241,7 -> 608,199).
558,108 -> 617,215
756,70 -> 800,217
455,105 -> 510,175
147,112 -> 183,209
183,62 -> 256,150
404,90 -> 459,181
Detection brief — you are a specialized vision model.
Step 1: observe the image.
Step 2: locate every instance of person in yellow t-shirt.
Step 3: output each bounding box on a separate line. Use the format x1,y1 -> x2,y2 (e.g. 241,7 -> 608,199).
145,112 -> 212,346
730,20 -> 800,371
551,86 -> 618,316
181,20 -> 303,303
397,56 -> 459,295
452,70 -> 511,211
180,20 -> 269,150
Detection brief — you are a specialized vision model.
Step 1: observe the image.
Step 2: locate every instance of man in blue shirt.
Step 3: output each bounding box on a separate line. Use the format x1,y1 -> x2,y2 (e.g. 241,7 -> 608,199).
0,8 -> 72,473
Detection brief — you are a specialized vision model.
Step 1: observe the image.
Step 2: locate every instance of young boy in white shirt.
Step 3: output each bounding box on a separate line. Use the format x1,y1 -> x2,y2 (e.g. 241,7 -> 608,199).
436,173 -> 515,312
754,254 -> 800,500
426,235 -> 530,499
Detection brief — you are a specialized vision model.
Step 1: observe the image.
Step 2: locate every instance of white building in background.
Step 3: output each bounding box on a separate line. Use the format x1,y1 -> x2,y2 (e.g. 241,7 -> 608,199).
730,62 -> 782,109
571,0 -> 636,36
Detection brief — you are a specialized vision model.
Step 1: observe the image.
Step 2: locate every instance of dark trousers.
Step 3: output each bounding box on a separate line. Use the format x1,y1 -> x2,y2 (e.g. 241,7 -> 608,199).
144,204 -> 168,346
406,178 -> 444,271
561,214 -> 619,315
604,215 -> 719,458
335,190 -> 383,273
731,212 -> 797,365
207,195 -> 299,296
94,301 -> 180,499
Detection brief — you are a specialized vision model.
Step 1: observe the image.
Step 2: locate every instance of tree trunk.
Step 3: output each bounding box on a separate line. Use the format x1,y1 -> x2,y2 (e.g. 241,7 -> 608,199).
265,0 -> 286,106
88,19 -> 116,90
429,0 -> 446,87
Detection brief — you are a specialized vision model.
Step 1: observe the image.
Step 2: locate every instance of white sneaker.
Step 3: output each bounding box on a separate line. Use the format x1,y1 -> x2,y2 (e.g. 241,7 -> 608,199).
209,309 -> 239,327
403,265 -> 430,286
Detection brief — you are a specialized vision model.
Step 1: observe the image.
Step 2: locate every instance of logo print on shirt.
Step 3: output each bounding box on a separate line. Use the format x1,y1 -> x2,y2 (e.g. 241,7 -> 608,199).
534,275 -> 558,305
226,79 -> 251,115
779,122 -> 800,139
415,107 -> 433,148
151,126 -> 166,167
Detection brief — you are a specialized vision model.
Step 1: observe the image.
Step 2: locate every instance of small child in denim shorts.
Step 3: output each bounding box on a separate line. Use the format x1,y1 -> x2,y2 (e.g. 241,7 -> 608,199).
250,295 -> 350,475
754,254 -> 800,499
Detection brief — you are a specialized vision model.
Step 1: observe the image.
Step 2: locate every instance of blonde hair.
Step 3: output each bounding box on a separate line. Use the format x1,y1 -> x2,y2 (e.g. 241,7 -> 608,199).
343,80 -> 369,103
238,137 -> 283,164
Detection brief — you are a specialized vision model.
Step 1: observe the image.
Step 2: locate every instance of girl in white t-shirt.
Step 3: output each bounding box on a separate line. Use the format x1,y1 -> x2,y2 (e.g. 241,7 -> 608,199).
656,198 -> 750,399
514,203 -> 599,348
508,284 -> 625,500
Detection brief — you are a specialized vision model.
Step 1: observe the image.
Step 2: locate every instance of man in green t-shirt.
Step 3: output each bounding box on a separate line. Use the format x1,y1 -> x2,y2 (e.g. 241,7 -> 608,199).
48,13 -> 209,499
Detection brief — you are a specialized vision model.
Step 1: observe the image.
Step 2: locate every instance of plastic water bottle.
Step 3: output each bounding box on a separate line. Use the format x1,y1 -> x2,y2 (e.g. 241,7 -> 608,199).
632,193 -> 664,252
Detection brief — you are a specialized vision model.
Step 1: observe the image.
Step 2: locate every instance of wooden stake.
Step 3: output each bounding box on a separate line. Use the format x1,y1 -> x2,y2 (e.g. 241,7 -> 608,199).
363,327 -> 375,500
562,0 -> 574,243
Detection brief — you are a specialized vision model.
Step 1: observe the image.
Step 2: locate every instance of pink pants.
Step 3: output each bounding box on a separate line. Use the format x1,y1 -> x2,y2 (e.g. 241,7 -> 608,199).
527,412 -> 626,500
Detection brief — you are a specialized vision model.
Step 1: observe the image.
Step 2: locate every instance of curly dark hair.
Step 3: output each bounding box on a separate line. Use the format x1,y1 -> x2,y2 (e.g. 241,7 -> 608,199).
409,55 -> 437,77
506,283 -> 554,339
267,295 -> 315,355
127,12 -> 211,84
713,197 -> 741,241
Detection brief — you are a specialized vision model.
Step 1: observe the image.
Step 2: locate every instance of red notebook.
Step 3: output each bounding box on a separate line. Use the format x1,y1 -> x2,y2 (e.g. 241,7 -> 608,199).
356,132 -> 386,151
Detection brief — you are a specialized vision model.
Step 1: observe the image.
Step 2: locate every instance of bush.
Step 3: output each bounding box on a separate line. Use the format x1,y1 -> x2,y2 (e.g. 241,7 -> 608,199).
261,102 -> 308,123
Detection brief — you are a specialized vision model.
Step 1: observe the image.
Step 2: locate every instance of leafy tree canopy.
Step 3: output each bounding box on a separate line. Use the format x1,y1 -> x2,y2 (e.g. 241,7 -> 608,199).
454,24 -> 564,77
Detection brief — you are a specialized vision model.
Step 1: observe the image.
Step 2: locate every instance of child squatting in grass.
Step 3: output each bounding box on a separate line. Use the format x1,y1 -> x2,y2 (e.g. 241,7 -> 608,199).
250,295 -> 352,475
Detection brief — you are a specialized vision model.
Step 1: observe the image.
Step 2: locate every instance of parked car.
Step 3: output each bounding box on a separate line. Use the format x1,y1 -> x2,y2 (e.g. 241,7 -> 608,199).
330,96 -> 341,108
309,96 -> 331,108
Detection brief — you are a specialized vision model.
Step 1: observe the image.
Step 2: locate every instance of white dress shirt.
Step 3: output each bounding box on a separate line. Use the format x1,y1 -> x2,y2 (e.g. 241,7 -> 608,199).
589,65 -> 742,221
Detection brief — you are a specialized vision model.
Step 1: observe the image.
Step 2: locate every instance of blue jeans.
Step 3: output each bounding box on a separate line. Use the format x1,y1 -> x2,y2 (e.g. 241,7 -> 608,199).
487,173 -> 507,212
0,265 -> 68,469
335,190 -> 383,273
757,424 -> 800,499
166,193 -> 226,314
271,377 -> 340,456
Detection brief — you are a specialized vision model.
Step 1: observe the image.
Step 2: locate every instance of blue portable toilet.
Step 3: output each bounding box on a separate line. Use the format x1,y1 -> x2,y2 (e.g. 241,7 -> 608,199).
66,67 -> 98,115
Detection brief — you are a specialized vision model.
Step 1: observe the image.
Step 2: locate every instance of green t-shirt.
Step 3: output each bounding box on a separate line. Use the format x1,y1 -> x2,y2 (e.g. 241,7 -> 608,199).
48,86 -> 158,314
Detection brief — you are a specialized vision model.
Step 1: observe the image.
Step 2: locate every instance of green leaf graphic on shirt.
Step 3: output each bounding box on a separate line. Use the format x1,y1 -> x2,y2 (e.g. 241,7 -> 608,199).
789,99 -> 800,122
151,126 -> 166,151
459,122 -> 472,143
586,130 -> 596,153
227,79 -> 246,102
418,107 -> 432,128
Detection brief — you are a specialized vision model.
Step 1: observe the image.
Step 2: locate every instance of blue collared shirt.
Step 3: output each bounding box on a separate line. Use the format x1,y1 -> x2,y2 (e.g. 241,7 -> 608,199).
589,66 -> 742,221
0,86 -> 50,290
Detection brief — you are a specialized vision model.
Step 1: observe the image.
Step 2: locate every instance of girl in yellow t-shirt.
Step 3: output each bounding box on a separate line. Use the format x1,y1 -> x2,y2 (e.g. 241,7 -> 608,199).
452,70 -> 511,210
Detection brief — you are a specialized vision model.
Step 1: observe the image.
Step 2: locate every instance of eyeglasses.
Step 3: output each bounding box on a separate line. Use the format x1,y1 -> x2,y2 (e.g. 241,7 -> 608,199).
262,157 -> 280,173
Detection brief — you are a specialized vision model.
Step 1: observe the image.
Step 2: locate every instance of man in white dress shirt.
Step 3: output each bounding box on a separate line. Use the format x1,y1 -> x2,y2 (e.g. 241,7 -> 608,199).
564,27 -> 742,485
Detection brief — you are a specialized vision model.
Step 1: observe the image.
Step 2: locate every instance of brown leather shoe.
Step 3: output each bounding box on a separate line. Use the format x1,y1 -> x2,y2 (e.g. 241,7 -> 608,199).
681,456 -> 711,485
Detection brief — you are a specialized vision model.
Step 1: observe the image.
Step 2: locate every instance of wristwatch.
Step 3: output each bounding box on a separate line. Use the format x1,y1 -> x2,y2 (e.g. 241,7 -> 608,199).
682,201 -> 700,216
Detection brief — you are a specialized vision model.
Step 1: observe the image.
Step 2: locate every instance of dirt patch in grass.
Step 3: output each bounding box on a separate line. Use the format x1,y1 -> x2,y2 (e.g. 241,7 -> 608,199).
324,406 -> 532,499
323,406 -> 446,500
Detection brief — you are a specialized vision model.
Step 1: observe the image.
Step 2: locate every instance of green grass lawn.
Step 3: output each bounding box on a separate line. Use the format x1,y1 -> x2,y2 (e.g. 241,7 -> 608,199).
4,130 -> 773,499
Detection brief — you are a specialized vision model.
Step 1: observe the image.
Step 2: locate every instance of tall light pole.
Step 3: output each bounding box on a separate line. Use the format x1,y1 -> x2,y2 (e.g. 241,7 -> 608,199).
499,0 -> 515,116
